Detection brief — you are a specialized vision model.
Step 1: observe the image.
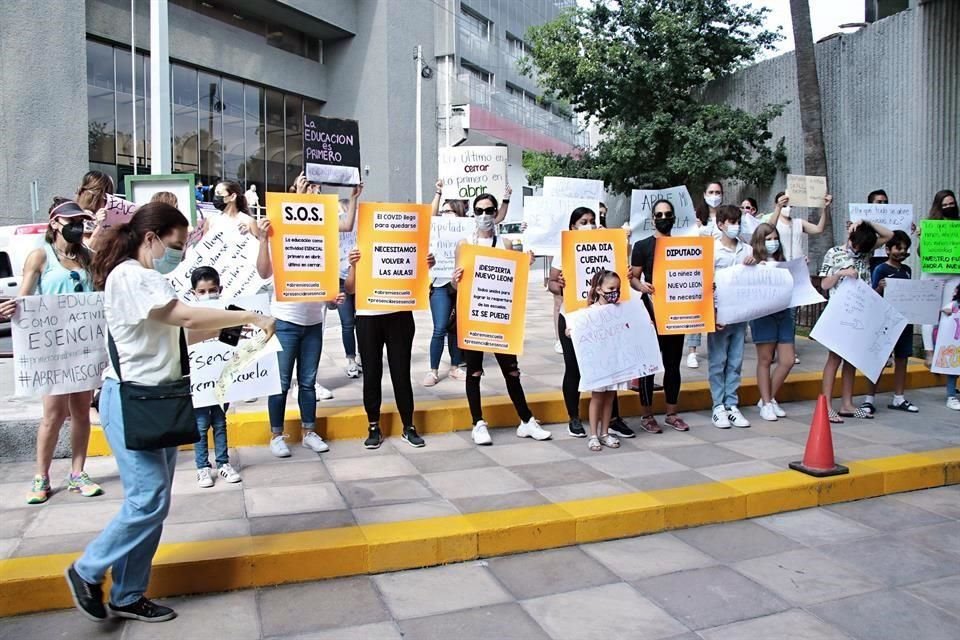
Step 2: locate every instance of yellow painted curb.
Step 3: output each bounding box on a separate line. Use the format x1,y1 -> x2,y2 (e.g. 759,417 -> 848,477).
85,362 -> 942,457
3,448 -> 959,618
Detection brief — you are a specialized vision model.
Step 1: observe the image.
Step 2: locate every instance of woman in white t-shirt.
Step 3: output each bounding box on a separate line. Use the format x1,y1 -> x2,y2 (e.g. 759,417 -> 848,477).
66,203 -> 274,623
201,180 -> 258,238
762,191 -> 833,262
685,181 -> 726,368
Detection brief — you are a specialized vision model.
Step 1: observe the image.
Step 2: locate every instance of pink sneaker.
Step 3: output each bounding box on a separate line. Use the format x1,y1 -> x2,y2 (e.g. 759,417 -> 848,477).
448,367 -> 467,381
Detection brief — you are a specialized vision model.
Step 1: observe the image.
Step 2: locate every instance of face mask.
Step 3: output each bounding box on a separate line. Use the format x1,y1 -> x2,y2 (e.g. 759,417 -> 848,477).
846,246 -> 864,259
602,290 -> 620,304
765,240 -> 780,254
780,206 -> 791,218
578,224 -> 595,230
724,224 -> 740,239
151,238 -> 183,274
705,194 -> 722,208
58,220 -> 85,244
195,292 -> 220,302
212,195 -> 227,211
654,218 -> 674,234
599,216 -> 607,228
476,214 -> 495,231
943,205 -> 959,219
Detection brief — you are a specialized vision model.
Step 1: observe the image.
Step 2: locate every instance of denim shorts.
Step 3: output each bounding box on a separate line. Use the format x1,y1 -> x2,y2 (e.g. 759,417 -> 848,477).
749,309 -> 796,345
892,324 -> 914,359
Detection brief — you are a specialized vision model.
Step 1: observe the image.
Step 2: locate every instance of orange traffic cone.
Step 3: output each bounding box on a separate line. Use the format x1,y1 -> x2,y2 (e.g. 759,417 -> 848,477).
789,395 -> 849,477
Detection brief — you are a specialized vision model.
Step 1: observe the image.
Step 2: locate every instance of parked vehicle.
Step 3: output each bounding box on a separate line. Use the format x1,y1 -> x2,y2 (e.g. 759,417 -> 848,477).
498,221 -> 523,251
0,223 -> 48,326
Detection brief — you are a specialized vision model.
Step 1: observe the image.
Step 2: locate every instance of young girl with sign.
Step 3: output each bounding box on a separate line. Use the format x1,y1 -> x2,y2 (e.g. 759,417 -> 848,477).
935,284 -> 960,411
581,270 -> 625,452
451,193 -> 551,446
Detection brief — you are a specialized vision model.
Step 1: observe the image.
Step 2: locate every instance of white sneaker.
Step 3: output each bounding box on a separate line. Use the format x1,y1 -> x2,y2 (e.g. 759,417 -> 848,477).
712,405 -> 731,429
758,399 -> 787,418
947,397 -> 960,411
472,420 -> 492,446
759,403 -> 778,422
554,341 -> 564,354
197,467 -> 214,488
302,431 -> 330,453
517,417 -> 552,441
218,463 -> 241,483
686,352 -> 699,369
317,385 -> 334,400
345,359 -> 361,379
727,405 -> 751,428
270,434 -> 291,458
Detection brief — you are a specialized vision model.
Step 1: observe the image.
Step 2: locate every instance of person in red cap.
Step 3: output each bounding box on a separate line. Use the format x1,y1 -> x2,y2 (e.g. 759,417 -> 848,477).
0,198 -> 104,504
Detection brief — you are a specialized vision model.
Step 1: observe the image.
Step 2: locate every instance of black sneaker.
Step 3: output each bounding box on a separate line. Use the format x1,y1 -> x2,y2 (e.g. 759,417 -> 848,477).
364,423 -> 383,449
567,418 -> 587,438
108,597 -> 177,622
65,564 -> 107,622
402,425 -> 426,448
608,417 -> 636,439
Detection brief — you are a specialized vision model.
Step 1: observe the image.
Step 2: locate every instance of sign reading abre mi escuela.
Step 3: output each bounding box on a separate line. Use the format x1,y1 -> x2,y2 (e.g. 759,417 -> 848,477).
920,220 -> 960,274
266,192 -> 340,302
629,186 -> 697,240
438,146 -> 508,203
303,115 -> 361,186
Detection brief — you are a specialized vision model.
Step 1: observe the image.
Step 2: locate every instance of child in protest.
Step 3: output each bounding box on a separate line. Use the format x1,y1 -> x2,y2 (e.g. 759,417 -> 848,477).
747,223 -> 795,421
937,284 -> 960,411
582,270 -> 625,452
190,266 -> 241,487
818,219 -> 894,422
710,205 -> 752,429
863,231 -> 919,414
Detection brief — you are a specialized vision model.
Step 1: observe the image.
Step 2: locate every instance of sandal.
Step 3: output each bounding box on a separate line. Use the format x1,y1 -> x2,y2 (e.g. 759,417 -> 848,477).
599,433 -> 620,448
587,436 -> 602,452
859,401 -> 876,416
828,409 -> 844,424
639,415 -> 662,434
838,408 -> 874,419
888,400 -> 919,413
665,414 -> 690,432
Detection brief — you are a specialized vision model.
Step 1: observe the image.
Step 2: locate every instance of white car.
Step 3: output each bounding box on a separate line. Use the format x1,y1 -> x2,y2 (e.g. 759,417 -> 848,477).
0,223 -> 49,325
498,221 -> 523,251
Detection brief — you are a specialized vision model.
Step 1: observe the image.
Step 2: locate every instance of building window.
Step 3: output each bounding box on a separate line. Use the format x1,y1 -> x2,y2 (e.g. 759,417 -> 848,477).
460,6 -> 491,40
506,33 -> 527,58
462,62 -> 492,85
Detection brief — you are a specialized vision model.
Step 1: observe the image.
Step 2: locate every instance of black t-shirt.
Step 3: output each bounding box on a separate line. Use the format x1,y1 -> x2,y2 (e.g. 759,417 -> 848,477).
631,236 -> 658,317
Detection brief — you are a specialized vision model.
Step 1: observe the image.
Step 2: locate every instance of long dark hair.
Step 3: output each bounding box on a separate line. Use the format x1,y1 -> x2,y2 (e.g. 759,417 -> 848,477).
219,180 -> 249,214
695,180 -> 724,225
928,189 -> 957,220
75,170 -> 114,212
568,207 -> 596,229
91,202 -> 189,290
587,269 -> 620,304
45,197 -> 93,269
750,223 -> 785,262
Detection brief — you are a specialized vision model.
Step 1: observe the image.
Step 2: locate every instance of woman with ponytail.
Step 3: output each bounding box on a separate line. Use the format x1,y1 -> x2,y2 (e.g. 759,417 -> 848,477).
200,180 -> 258,238
64,203 -> 275,624
75,170 -> 114,251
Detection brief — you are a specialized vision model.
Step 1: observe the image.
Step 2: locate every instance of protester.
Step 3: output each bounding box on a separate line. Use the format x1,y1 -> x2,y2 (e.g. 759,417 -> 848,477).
189,266 -> 242,487
761,192 -> 833,261
451,193 -> 551,446
200,180 -> 257,238
149,191 -> 179,208
747,223 -> 795,421
937,284 -> 960,411
921,189 -> 958,366
580,270 -> 625,451
819,219 -> 894,422
66,202 -> 274,624
740,198 -> 759,219
865,189 -> 890,271
75,170 -> 114,251
598,202 -> 608,228
336,193 -> 364,379
0,199 -> 103,504
687,181 -> 726,368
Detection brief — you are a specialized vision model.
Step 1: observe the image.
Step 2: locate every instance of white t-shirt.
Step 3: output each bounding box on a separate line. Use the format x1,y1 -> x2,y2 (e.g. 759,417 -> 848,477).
206,211 -> 255,237
271,300 -> 328,326
775,217 -> 807,262
104,260 -> 181,385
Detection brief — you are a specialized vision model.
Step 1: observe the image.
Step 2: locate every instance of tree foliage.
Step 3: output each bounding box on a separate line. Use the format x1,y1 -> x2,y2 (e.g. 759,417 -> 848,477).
521,0 -> 788,194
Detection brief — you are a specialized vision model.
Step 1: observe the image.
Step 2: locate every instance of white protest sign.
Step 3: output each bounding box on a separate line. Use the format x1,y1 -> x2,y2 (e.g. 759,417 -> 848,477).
12,293 -> 107,396
542,177 -> 605,200
629,186 -> 697,240
848,203 -> 914,257
102,194 -> 138,228
786,174 -> 827,208
740,212 -> 760,242
931,312 -> 960,376
810,278 -> 908,383
714,265 -> 793,324
522,196 -> 599,256
567,297 -> 663,391
189,337 -> 281,408
438,146 -> 508,202
777,258 -> 827,308
883,278 -> 943,325
429,216 -> 476,280
339,230 -> 356,277
167,227 -> 270,301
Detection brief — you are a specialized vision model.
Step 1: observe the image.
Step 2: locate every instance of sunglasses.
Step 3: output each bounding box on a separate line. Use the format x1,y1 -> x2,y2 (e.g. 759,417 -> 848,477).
653,212 -> 675,220
69,271 -> 84,293
474,206 -> 497,216
741,207 -> 755,212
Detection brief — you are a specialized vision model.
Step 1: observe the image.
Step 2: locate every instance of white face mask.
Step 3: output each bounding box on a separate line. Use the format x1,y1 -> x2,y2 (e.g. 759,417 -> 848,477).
781,206 -> 792,218
724,224 -> 740,239
705,194 -> 722,208
578,224 -> 595,230
195,292 -> 220,301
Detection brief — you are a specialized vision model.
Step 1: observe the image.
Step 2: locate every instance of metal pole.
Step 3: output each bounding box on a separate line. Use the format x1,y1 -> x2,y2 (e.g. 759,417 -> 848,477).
415,44 -> 423,203
131,0 -> 138,174
150,0 -> 172,173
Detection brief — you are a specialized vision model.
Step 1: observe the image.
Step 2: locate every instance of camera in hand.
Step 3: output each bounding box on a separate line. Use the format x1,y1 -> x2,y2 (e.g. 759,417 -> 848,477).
218,305 -> 245,346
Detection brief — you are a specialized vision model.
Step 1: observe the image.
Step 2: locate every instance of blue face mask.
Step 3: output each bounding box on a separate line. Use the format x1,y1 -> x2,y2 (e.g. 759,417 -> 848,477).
153,243 -> 183,274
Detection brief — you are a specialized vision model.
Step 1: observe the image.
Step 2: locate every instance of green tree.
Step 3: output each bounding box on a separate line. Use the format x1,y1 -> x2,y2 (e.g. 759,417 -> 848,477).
522,0 -> 788,194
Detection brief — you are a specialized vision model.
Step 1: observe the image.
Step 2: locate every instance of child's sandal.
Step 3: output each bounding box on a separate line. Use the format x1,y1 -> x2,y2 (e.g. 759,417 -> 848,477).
599,434 -> 620,448
587,436 -> 602,452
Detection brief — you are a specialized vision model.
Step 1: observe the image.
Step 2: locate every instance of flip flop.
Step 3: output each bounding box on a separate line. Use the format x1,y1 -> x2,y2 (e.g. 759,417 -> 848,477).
838,408 -> 874,419
828,409 -> 844,424
859,401 -> 876,416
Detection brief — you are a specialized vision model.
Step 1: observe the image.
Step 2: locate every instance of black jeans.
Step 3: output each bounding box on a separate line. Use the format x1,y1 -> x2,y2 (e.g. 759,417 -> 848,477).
356,312 -> 416,427
640,333 -> 685,408
557,313 -> 621,421
463,349 -> 533,425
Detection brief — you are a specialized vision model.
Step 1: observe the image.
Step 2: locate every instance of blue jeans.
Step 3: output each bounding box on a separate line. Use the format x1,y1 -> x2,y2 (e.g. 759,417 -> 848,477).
708,323 -> 747,407
948,375 -> 958,398
194,404 -> 229,468
74,378 -> 177,606
686,332 -> 702,349
268,319 -> 324,434
429,284 -> 463,370
337,278 -> 357,359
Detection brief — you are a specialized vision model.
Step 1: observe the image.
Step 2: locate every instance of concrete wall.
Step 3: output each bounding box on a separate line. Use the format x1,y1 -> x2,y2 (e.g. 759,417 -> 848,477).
0,0 -> 90,224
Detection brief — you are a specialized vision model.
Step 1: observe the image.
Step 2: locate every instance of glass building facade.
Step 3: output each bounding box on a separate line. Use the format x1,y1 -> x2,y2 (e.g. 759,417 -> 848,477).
86,39 -> 322,196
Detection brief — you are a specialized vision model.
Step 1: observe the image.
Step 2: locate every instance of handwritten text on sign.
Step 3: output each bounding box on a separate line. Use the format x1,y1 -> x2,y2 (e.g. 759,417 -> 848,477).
920,220 -> 960,274
12,294 -> 107,396
438,146 -> 508,202
561,228 -> 630,313
303,115 -> 361,185
629,186 -> 697,240
167,227 -> 270,301
882,278 -> 944,326
429,216 -> 476,280
714,265 -> 793,325
522,196 -> 599,256
931,312 -> 960,376
542,176 -> 605,200
786,174 -> 828,208
849,203 -> 914,257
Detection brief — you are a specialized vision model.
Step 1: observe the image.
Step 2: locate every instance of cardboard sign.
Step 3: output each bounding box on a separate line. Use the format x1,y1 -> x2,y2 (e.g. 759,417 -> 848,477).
560,228 -> 631,313
566,297 -> 663,391
429,216 -> 476,280
629,186 -> 697,240
810,278 -> 907,383
456,244 -> 529,355
786,174 -> 828,208
920,220 -> 960,273
883,278 -> 944,326
543,176 -> 605,200
438,146 -> 508,202
266,193 -> 340,302
355,203 -> 431,311
167,226 -> 270,301
125,173 -> 197,225
102,194 -> 138,228
12,293 -> 108,397
651,236 -> 715,334
714,265 -> 793,324
931,312 -> 960,376
303,114 -> 361,185
522,196 -> 600,256
777,258 -> 827,308
849,203 -> 914,257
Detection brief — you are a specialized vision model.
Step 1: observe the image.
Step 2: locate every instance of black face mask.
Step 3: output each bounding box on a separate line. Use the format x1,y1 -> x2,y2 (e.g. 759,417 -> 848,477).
654,218 -> 675,234
212,195 -> 227,211
942,205 -> 959,220
59,221 -> 85,244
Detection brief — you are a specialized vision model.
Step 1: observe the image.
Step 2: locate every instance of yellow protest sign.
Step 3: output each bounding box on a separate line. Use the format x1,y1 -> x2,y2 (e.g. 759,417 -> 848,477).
456,244 -> 529,355
266,192 -> 340,302
652,236 -> 715,334
561,228 -> 631,312
355,202 -> 432,311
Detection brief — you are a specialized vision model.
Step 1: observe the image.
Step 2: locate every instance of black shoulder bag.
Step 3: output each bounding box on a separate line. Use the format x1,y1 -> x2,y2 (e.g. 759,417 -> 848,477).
107,329 -> 200,451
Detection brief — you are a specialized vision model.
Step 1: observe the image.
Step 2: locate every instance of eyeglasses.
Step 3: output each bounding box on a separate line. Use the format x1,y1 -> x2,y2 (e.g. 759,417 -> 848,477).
69,271 -> 83,293
474,206 -> 497,216
653,212 -> 675,220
